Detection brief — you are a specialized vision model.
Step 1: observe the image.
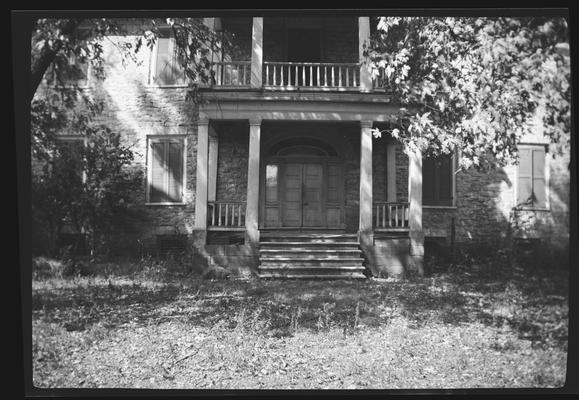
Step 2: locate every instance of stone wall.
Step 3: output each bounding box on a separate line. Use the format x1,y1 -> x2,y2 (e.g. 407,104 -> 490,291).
75,34 -> 199,253
215,124 -> 249,202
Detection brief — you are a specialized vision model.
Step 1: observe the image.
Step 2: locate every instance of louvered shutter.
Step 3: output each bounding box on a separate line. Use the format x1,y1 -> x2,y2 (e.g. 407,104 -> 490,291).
150,142 -> 167,202
532,147 -> 546,208
167,142 -> 184,202
437,156 -> 453,206
422,157 -> 436,205
155,37 -> 173,85
517,148 -> 533,207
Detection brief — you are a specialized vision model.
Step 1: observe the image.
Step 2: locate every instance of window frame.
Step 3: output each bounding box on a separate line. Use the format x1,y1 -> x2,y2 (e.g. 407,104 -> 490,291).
515,143 -> 550,211
46,54 -> 91,89
148,30 -> 188,88
53,135 -> 87,184
422,152 -> 457,209
146,135 -> 187,206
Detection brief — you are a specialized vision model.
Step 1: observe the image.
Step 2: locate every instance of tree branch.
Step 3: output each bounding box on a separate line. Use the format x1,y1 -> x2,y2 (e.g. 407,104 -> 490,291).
30,19 -> 83,103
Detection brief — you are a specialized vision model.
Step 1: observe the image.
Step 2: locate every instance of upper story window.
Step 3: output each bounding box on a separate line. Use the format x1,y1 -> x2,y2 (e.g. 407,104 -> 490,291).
149,31 -> 186,86
45,54 -> 90,88
517,144 -> 548,209
423,154 -> 454,207
147,136 -> 186,204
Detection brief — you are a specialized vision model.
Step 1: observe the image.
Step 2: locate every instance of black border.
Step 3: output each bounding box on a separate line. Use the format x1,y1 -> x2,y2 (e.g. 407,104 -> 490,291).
12,4 -> 578,398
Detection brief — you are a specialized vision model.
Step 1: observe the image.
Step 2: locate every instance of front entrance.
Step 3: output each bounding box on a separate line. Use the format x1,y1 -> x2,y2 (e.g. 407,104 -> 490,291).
261,136 -> 345,229
282,163 -> 323,227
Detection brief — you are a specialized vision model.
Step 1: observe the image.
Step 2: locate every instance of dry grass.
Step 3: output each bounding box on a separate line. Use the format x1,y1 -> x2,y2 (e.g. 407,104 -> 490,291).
31,260 -> 569,389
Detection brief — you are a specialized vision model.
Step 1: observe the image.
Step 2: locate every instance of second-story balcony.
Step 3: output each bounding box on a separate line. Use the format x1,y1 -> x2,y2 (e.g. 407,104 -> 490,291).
206,16 -> 386,93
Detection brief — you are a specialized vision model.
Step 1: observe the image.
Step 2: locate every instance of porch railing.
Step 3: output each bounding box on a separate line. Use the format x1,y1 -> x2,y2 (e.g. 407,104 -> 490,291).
212,61 -> 251,87
208,201 -> 246,230
373,202 -> 409,230
263,62 -> 360,89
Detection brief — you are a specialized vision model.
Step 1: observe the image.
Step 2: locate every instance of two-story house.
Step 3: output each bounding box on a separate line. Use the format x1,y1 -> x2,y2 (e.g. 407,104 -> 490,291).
39,15 -> 571,278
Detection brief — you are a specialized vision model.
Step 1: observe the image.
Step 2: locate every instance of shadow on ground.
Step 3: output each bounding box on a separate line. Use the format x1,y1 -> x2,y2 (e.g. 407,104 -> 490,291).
32,263 -> 569,346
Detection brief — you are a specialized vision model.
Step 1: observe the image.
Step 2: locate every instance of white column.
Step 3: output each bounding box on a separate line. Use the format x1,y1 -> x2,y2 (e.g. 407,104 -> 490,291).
208,125 -> 218,202
245,118 -> 262,244
358,16 -> 372,92
251,17 -> 264,89
407,147 -> 424,274
359,120 -> 373,246
194,119 -> 210,244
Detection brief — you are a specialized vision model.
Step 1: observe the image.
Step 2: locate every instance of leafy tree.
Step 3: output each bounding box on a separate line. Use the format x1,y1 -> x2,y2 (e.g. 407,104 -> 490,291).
31,17 -> 233,258
366,17 -> 571,170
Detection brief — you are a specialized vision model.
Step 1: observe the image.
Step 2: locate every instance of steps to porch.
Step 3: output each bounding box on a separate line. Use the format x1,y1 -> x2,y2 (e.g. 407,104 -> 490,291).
257,232 -> 367,279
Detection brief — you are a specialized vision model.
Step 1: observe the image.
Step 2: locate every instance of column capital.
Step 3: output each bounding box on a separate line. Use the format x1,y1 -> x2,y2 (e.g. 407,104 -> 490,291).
197,118 -> 210,127
360,120 -> 374,129
249,118 -> 262,127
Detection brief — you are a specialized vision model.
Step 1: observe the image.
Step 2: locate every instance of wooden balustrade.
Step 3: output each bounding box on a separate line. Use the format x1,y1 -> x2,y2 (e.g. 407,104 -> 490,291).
263,62 -> 360,89
212,61 -> 251,87
373,202 -> 410,230
208,202 -> 246,230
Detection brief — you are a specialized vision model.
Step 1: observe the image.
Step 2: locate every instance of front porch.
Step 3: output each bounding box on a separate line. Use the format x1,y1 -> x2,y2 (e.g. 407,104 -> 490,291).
192,115 -> 425,277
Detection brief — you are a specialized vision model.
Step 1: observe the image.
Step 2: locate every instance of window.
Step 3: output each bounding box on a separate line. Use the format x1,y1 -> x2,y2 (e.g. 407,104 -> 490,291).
517,145 -> 548,209
423,155 -> 453,206
150,32 -> 186,86
46,54 -> 90,88
53,136 -> 86,184
147,137 -> 185,204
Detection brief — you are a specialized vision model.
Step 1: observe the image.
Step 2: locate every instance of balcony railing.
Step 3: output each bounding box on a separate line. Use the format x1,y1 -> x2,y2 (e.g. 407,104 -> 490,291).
212,61 -> 251,87
208,201 -> 246,231
264,62 -> 360,90
373,202 -> 409,230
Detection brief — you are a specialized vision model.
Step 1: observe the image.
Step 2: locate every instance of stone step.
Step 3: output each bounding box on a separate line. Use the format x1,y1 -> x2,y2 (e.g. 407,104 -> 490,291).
259,265 -> 365,271
260,256 -> 363,262
259,234 -> 358,243
260,241 -> 360,247
259,262 -> 365,269
258,272 -> 367,279
259,249 -> 362,259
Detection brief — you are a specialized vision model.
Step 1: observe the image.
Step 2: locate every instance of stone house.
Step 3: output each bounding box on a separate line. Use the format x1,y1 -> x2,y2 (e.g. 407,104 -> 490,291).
38,16 -> 570,278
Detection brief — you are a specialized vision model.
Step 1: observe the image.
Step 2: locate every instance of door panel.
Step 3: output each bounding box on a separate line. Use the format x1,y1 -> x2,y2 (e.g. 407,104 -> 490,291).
302,164 -> 323,227
282,164 -> 303,227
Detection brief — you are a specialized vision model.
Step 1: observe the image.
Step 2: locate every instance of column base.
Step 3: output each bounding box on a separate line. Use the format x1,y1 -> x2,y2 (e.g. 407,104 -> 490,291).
192,229 -> 207,247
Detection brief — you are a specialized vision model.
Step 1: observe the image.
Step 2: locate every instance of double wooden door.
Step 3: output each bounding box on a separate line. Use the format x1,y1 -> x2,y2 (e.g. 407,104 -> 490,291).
263,161 -> 343,228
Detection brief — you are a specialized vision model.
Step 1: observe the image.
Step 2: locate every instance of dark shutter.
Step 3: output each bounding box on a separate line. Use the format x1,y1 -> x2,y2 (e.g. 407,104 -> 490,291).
437,156 -> 453,206
517,148 -> 533,207
422,157 -> 436,205
532,147 -> 546,208
167,142 -> 184,202
150,142 -> 166,202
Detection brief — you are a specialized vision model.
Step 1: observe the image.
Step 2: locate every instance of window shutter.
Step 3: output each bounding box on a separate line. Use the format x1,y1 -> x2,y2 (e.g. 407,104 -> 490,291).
437,156 -> 453,205
422,157 -> 436,205
517,148 -> 533,206
167,142 -> 184,202
532,147 -> 546,208
154,36 -> 185,85
155,37 -> 173,85
150,142 -> 167,202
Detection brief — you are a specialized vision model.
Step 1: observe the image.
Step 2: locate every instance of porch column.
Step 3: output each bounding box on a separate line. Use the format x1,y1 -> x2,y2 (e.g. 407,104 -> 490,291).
208,125 -> 218,202
194,119 -> 210,245
407,147 -> 425,275
251,17 -> 264,88
359,120 -> 373,246
358,16 -> 372,92
245,118 -> 262,244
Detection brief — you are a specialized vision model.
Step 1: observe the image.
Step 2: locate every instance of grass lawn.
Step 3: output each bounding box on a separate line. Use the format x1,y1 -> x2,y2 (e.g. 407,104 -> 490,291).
31,261 -> 569,389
